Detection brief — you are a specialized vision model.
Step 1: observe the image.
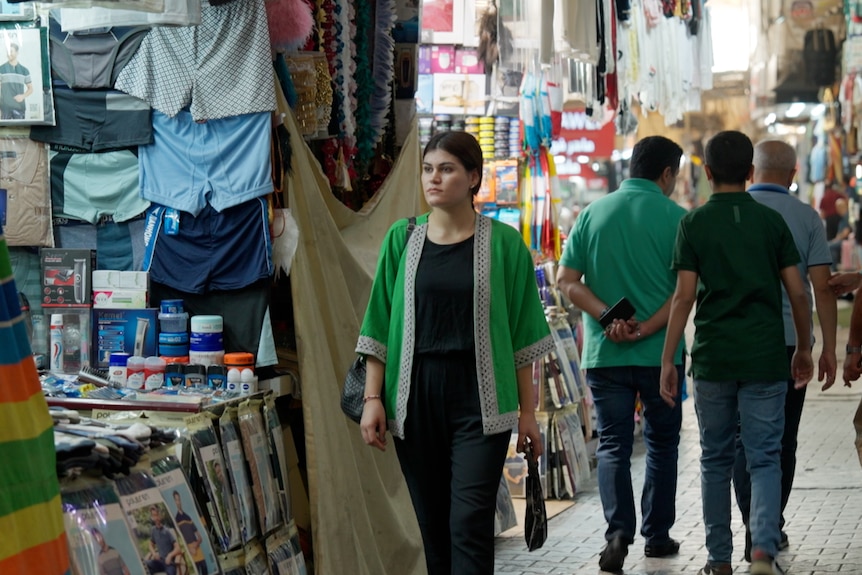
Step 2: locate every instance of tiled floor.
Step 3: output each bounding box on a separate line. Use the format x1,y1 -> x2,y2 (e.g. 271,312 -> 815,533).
495,353 -> 862,574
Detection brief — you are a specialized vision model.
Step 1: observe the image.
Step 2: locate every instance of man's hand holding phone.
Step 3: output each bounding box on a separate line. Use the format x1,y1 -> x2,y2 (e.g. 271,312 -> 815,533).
600,297 -> 638,343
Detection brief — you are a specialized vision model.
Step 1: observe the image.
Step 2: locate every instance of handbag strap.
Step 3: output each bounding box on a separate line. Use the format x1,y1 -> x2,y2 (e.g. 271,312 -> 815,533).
405,216 -> 417,246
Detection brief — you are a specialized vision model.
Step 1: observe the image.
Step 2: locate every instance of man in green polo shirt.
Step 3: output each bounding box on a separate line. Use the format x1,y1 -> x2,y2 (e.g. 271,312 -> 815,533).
660,130 -> 814,575
557,135 -> 687,573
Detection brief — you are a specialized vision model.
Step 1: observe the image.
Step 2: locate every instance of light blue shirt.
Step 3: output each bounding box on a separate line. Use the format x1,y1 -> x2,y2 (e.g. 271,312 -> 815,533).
749,183 -> 832,346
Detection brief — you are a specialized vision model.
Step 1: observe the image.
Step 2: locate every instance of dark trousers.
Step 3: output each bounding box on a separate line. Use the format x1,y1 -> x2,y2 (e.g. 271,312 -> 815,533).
733,346 -> 806,528
587,365 -> 684,545
394,352 -> 510,575
146,559 -> 177,575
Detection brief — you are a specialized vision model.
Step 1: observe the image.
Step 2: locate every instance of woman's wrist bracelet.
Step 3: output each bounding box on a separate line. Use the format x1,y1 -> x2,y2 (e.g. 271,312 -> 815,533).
363,394 -> 382,403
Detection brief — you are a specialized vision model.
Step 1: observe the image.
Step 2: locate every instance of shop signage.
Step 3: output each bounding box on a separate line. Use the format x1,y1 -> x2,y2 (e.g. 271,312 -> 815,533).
555,109 -> 616,157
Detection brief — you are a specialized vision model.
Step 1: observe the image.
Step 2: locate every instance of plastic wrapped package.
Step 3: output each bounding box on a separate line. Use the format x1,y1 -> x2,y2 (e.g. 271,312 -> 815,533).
113,471 -> 198,575
263,393 -> 291,522
238,398 -> 282,535
61,483 -> 149,575
0,22 -> 56,127
220,406 -> 259,544
218,548 -> 246,575
243,538 -> 271,575
184,412 -> 242,551
151,455 -> 222,574
265,521 -> 307,575
0,129 -> 52,246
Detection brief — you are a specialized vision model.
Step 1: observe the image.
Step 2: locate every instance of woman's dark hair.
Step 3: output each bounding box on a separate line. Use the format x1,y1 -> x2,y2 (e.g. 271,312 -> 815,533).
705,131 -> 754,186
423,131 -> 484,195
629,136 -> 683,181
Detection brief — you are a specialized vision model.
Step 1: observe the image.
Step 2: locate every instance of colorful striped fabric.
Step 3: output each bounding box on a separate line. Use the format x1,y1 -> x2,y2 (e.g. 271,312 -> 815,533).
0,227 -> 70,575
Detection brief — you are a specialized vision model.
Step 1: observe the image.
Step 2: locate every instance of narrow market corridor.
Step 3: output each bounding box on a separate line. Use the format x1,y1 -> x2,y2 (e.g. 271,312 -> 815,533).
495,359 -> 862,574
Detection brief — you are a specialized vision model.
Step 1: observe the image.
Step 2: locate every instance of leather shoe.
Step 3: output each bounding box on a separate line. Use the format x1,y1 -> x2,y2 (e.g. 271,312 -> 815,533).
598,536 -> 628,573
644,537 -> 680,558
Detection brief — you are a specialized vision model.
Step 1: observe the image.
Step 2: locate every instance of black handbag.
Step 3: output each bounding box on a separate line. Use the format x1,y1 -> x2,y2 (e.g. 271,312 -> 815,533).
341,217 -> 416,423
340,356 -> 369,423
524,442 -> 548,551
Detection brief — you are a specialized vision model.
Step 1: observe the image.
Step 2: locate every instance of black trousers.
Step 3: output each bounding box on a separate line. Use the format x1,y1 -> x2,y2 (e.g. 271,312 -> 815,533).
394,352 -> 510,575
733,346 -> 807,527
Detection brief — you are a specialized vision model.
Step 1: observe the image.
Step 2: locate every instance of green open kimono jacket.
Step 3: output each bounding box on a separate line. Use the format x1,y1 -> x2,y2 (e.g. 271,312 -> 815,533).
356,213 -> 555,439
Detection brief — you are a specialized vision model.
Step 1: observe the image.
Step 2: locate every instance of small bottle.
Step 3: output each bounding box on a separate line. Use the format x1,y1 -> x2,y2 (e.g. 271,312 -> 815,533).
226,368 -> 241,394
108,353 -> 129,387
126,356 -> 146,389
240,368 -> 258,395
49,314 -> 64,373
144,356 -> 166,390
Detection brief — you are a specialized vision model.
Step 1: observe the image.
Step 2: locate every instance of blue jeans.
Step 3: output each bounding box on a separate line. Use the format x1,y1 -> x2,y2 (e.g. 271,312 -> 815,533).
587,365 -> 683,545
694,379 -> 786,562
733,347 -> 806,531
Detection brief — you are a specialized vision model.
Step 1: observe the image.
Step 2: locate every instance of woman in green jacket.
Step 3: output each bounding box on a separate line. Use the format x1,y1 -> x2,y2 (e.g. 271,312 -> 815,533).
356,131 -> 554,574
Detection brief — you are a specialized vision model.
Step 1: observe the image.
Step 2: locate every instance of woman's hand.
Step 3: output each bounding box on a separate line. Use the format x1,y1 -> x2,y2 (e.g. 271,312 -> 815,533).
517,410 -> 543,460
360,398 -> 388,451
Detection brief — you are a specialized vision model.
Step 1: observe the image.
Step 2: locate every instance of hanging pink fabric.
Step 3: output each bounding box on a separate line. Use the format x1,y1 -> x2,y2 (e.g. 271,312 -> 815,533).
266,0 -> 315,51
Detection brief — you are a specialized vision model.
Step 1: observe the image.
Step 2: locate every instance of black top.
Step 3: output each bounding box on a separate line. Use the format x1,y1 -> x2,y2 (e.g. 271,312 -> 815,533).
414,235 -> 475,354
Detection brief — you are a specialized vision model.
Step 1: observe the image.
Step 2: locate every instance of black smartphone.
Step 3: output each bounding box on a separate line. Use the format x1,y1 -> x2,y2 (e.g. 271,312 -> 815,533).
599,297 -> 637,329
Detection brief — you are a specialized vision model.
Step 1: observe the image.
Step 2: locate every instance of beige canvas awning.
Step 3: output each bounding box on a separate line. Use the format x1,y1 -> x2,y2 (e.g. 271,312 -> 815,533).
281,90 -> 429,574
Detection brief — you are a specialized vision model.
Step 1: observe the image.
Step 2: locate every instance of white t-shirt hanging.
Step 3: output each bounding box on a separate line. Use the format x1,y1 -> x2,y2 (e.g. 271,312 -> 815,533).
60,0 -> 201,31
554,0 -> 599,64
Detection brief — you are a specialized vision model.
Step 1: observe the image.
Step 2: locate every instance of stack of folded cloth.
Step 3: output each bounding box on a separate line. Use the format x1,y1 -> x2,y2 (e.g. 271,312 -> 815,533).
51,407 -> 178,479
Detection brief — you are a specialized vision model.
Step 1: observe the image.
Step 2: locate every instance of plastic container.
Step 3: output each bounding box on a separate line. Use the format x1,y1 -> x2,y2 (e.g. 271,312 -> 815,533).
159,332 -> 190,345
159,331 -> 190,357
62,321 -> 82,374
159,342 -> 190,357
189,349 -> 224,366
207,365 -> 227,389
126,356 -> 146,389
183,364 -> 206,388
144,356 -> 166,390
165,359 -> 185,388
108,353 -> 129,387
158,312 -> 189,333
189,331 -> 223,351
224,352 -> 255,372
160,299 -> 184,314
31,313 -> 47,356
190,315 -> 223,334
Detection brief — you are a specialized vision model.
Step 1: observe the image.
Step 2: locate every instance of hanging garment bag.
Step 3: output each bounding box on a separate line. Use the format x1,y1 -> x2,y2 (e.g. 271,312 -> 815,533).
804,28 -> 838,87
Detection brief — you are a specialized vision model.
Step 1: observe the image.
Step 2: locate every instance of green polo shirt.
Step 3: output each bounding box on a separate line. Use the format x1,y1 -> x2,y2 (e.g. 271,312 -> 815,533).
672,191 -> 800,381
560,178 -> 687,368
